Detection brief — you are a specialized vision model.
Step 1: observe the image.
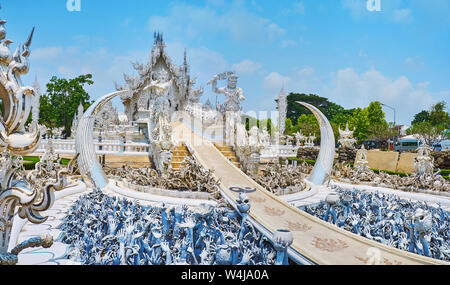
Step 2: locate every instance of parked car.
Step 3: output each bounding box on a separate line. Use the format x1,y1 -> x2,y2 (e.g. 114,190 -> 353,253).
440,140 -> 450,151
362,139 -> 383,150
432,142 -> 442,151
394,138 -> 421,153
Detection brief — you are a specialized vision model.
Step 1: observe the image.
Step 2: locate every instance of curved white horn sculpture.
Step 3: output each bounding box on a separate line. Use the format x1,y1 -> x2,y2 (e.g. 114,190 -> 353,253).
75,90 -> 129,189
296,102 -> 335,185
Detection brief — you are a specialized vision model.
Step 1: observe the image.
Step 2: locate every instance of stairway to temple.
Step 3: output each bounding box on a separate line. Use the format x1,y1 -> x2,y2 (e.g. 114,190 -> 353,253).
172,143 -> 192,170
213,143 -> 241,169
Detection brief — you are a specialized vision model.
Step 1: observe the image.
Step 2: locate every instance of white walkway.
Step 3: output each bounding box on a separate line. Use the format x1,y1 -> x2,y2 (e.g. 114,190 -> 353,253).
14,182 -> 87,265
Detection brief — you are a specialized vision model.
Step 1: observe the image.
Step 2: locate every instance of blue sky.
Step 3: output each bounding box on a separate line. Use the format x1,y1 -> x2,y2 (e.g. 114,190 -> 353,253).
3,0 -> 450,125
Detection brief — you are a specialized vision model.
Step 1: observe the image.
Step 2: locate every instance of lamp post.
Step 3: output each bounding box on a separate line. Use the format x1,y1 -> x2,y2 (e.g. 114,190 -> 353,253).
381,103 -> 397,149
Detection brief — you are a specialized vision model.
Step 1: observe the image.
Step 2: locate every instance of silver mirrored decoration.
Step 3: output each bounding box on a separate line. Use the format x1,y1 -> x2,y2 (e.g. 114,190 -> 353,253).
0,7 -> 74,264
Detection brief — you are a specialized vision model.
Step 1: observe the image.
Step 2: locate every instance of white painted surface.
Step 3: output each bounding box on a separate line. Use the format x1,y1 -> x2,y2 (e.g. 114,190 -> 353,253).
13,183 -> 87,265
106,180 -> 218,207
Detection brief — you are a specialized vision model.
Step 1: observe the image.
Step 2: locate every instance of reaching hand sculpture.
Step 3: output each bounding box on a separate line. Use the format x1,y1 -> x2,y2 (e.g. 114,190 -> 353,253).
303,186 -> 450,261
59,191 -> 281,265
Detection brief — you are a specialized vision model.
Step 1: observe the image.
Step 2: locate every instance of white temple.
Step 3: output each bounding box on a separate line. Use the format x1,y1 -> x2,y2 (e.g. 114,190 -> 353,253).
114,32 -> 203,144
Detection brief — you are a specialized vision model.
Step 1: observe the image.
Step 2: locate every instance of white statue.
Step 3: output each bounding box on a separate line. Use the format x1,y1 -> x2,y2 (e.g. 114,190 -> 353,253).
208,72 -> 244,113
414,139 -> 434,175
355,145 -> 369,172
248,126 -> 261,147
338,122 -> 357,149
235,122 -> 248,147
294,131 -> 306,146
305,134 -> 316,147
208,72 -> 245,146
260,127 -> 271,147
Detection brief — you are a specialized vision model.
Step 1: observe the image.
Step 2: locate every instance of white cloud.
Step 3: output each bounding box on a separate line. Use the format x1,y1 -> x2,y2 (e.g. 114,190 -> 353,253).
32,47 -> 63,60
188,46 -> 229,83
293,1 -> 306,14
280,39 -> 297,48
438,90 -> 450,101
341,0 -> 368,19
263,72 -> 290,92
232,60 -> 262,76
393,9 -> 412,23
404,57 -> 424,69
147,2 -> 286,43
326,67 -> 436,124
267,23 -> 286,41
281,1 -> 306,16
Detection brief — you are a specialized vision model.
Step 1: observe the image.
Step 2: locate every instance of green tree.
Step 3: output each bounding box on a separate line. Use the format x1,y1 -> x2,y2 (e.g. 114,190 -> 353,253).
366,101 -> 386,126
39,74 -> 94,137
406,121 -> 441,144
348,107 -> 370,142
411,110 -> 430,125
296,114 -> 320,140
429,101 -> 449,129
285,118 -> 294,135
285,93 -> 345,123
330,108 -> 355,128
366,101 -> 390,139
408,101 -> 449,141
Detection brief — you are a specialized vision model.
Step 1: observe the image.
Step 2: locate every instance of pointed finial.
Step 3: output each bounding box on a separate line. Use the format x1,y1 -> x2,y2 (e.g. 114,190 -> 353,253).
24,26 -> 35,48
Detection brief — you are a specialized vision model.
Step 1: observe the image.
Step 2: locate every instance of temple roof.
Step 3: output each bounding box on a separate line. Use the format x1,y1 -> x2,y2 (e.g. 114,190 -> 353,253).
117,32 -> 192,102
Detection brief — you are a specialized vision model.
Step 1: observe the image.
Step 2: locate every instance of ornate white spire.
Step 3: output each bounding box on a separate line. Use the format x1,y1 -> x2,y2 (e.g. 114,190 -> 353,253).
31,75 -> 40,125
278,85 -> 287,135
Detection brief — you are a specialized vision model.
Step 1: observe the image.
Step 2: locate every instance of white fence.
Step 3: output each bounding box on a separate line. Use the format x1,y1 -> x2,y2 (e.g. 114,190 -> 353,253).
34,139 -> 150,156
34,139 -> 309,159
260,145 -> 300,158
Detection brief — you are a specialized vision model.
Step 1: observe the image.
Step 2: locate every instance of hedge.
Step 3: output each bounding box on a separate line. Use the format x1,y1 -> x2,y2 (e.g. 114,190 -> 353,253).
15,156 -> 70,170
287,157 -> 316,166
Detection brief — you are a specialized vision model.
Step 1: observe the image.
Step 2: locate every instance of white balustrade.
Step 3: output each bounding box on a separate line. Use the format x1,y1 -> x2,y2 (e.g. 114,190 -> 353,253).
34,139 -> 150,156
260,145 -> 300,158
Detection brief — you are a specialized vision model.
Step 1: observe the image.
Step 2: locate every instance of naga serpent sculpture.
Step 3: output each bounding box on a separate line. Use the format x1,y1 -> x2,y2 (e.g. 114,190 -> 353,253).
0,6 -> 77,264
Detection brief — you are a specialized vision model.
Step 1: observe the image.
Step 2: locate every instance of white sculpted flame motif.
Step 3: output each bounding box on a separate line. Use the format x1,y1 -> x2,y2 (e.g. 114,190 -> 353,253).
338,122 -> 356,149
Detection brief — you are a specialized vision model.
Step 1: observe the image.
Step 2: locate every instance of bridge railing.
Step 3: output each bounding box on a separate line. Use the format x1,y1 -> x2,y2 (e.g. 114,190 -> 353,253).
33,139 -> 150,156
260,145 -> 300,158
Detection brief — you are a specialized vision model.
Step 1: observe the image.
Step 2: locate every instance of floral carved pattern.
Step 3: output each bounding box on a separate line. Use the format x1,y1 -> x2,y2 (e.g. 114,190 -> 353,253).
286,221 -> 312,232
312,236 -> 348,252
251,196 -> 266,204
355,256 -> 403,265
264,206 -> 285,217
